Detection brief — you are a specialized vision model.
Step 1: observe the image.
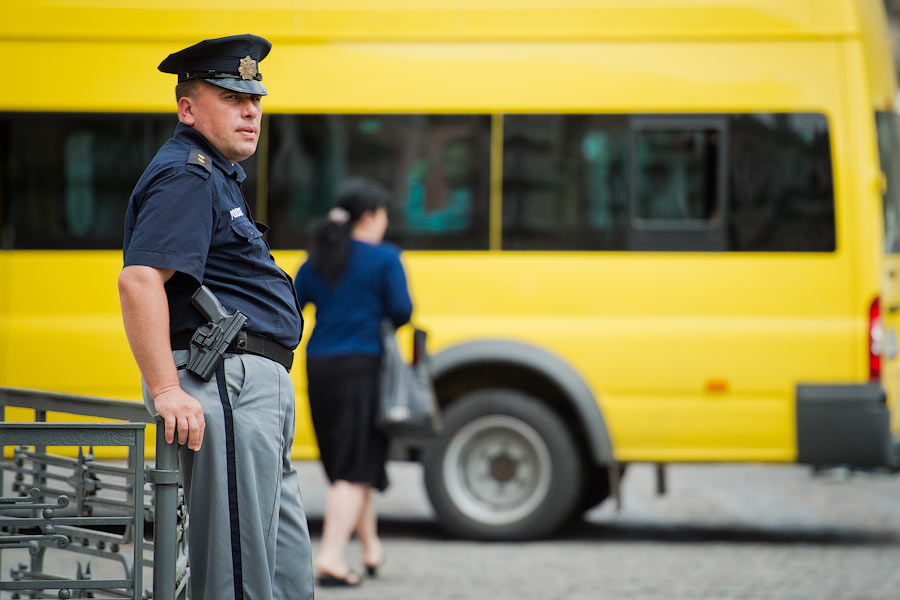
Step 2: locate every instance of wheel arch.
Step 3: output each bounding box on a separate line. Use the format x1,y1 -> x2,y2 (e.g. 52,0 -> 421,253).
430,339 -> 614,466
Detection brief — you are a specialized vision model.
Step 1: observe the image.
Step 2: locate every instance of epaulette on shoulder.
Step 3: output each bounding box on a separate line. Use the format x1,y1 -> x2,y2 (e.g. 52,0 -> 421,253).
187,147 -> 212,176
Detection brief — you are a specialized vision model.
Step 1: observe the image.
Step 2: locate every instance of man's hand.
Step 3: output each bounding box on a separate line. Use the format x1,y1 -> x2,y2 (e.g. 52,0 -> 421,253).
153,385 -> 206,451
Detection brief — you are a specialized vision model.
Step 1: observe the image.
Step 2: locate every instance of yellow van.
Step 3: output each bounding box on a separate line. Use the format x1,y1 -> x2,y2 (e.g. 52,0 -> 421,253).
1,0 -> 899,539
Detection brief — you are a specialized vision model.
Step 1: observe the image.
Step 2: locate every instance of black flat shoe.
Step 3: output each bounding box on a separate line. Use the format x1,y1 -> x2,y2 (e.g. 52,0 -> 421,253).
316,570 -> 362,587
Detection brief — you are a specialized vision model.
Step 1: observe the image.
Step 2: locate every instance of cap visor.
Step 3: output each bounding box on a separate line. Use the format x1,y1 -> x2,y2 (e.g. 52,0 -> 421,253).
203,78 -> 268,96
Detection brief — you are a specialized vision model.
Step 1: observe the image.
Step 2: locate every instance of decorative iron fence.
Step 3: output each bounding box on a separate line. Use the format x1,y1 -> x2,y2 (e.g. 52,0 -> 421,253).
0,388 -> 188,600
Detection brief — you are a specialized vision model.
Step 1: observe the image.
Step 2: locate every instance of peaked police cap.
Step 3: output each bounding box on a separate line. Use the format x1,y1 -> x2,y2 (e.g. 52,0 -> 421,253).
159,34 -> 271,95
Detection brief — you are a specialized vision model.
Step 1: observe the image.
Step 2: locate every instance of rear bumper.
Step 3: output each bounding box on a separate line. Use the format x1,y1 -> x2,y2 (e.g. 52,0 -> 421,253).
796,383 -> 894,467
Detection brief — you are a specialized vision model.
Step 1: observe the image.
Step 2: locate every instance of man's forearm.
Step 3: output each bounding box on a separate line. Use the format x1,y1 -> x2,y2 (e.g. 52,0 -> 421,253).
118,265 -> 180,397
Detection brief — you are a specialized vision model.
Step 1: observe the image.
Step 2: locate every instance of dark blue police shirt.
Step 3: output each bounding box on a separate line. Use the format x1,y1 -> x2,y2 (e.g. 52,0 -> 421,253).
123,122 -> 303,349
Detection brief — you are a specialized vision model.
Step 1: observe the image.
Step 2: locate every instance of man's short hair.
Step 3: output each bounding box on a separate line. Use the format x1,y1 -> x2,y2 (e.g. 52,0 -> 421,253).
175,79 -> 203,102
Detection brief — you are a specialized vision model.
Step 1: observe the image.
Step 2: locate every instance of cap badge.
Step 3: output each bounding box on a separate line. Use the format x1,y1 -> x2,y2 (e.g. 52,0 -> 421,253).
238,55 -> 258,80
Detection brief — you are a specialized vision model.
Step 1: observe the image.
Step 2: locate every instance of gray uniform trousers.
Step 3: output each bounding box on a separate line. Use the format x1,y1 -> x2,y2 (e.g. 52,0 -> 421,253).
144,350 -> 315,600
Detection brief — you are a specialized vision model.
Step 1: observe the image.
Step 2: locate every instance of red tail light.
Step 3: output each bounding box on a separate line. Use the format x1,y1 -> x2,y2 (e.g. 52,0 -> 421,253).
870,296 -> 882,381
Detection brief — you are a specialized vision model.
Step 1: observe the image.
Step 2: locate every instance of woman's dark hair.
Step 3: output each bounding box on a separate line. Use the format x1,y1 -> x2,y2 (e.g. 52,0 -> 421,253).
308,176 -> 391,286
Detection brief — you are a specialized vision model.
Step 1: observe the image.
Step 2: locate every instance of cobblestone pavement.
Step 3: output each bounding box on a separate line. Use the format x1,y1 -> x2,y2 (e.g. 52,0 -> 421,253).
5,462 -> 900,599
303,462 -> 900,600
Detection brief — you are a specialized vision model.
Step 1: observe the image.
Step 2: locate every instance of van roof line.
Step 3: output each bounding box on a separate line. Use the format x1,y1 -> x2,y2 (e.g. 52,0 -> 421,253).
1,1 -> 868,44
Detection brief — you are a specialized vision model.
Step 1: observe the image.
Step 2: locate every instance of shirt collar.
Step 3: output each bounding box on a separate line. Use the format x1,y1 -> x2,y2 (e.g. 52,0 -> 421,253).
173,122 -> 247,183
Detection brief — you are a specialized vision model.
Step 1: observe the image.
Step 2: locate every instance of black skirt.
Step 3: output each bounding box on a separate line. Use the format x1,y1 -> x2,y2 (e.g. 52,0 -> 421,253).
306,354 -> 388,491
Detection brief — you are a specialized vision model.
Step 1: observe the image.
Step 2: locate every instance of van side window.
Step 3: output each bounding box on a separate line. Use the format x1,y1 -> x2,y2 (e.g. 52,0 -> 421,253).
502,115 -> 630,250
0,113 -> 177,249
728,113 -> 834,252
876,111 -> 900,254
635,129 -> 721,223
629,117 -> 727,250
265,114 -> 491,250
502,113 -> 835,252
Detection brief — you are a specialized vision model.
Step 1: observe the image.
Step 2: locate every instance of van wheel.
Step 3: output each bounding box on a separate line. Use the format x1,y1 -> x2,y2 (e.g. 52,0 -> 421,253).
423,389 -> 583,540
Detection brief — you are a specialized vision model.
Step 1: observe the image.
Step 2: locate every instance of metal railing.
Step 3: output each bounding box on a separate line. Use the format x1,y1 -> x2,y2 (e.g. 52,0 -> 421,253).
0,387 -> 187,599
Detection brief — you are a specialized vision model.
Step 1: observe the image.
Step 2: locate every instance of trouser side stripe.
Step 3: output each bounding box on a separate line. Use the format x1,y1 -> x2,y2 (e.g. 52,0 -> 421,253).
215,363 -> 244,600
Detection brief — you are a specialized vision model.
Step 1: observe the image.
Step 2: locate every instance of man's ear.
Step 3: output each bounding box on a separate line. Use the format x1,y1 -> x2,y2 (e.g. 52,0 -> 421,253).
177,96 -> 196,126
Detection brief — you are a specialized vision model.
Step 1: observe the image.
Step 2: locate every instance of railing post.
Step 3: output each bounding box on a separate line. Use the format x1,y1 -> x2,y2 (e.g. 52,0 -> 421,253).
32,408 -> 48,575
132,429 -> 145,600
150,421 -> 179,600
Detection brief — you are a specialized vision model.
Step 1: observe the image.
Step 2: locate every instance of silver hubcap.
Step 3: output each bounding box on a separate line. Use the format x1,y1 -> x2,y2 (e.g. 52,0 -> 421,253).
442,414 -> 552,525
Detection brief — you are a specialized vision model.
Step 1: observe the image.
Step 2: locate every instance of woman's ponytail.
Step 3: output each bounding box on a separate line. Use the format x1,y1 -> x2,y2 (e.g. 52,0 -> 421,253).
307,177 -> 390,286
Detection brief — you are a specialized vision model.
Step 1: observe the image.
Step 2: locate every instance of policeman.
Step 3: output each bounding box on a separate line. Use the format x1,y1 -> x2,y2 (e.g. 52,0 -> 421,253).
118,34 -> 314,600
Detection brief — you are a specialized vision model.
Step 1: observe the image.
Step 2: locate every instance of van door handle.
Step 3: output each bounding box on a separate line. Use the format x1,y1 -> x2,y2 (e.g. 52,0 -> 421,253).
889,305 -> 900,314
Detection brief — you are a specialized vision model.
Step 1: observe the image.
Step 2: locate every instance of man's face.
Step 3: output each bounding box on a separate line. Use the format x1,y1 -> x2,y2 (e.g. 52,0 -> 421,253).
180,82 -> 262,164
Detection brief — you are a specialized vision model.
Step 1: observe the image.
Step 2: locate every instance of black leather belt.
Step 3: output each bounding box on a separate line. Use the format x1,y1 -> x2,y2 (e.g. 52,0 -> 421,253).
171,331 -> 294,372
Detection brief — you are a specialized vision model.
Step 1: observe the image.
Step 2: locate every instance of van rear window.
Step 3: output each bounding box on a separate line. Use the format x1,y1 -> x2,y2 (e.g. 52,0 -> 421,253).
502,113 -> 835,252
876,111 -> 900,254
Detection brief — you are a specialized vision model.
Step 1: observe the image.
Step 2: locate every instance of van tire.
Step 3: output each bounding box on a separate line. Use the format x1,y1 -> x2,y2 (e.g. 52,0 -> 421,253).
423,388 -> 583,540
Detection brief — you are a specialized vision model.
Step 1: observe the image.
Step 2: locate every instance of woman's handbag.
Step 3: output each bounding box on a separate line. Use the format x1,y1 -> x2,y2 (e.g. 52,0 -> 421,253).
377,320 -> 441,438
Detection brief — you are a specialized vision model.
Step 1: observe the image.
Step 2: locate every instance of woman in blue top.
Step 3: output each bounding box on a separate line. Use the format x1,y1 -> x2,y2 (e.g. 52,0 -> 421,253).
295,177 -> 412,587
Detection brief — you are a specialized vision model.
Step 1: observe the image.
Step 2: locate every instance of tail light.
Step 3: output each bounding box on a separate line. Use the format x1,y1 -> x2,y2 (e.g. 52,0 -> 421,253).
870,296 -> 882,381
